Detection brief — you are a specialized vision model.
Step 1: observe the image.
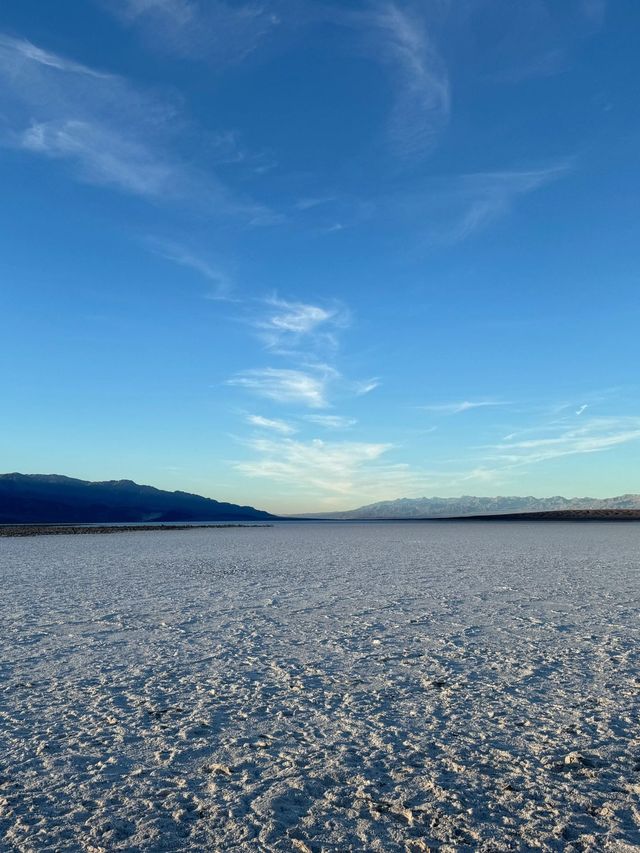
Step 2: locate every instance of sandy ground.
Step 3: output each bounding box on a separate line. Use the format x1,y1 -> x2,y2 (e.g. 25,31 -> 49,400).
1,522 -> 639,851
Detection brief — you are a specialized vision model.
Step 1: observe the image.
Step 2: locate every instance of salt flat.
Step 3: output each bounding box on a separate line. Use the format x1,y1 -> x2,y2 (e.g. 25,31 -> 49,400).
1,522 -> 639,852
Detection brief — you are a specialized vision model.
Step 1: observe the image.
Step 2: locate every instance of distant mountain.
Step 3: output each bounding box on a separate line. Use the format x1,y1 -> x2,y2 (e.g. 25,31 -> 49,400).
306,494 -> 640,519
0,473 -> 276,524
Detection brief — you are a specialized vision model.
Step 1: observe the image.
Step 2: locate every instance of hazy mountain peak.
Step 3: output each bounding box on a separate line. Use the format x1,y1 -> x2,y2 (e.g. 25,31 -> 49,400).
306,494 -> 640,519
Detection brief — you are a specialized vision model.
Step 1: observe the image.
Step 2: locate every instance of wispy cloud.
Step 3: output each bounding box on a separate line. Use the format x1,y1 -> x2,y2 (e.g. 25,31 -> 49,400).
0,34 -> 184,199
247,414 -> 296,434
1,35 -> 111,78
461,0 -> 607,83
235,435 -> 399,496
365,2 -> 450,158
252,297 -> 348,353
305,414 -> 357,430
117,0 -> 195,25
355,378 -> 380,395
421,400 -> 508,415
229,292 -> 381,450
146,238 -> 232,299
292,192 -> 375,237
420,165 -> 570,244
360,3 -> 451,156
295,196 -> 337,211
263,299 -> 334,335
0,32 -> 275,222
205,129 -> 276,174
20,119 -> 178,198
103,0 -> 280,64
487,416 -> 640,467
227,367 -> 334,408
576,404 -> 588,416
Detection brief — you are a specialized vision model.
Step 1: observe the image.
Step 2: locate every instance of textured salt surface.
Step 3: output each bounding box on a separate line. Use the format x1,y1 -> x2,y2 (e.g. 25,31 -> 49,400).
1,522 -> 639,852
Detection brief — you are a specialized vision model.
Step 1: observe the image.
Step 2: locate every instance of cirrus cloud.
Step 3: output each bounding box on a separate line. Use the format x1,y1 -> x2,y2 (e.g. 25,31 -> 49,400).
367,1 -> 450,159
421,400 -> 509,415
102,0 -> 281,64
234,436 -> 395,496
247,414 -> 296,434
227,367 -> 334,408
252,297 -> 349,353
0,32 -> 275,222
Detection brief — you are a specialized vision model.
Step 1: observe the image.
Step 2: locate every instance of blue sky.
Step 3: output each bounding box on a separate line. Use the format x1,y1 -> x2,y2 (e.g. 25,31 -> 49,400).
1,0 -> 639,513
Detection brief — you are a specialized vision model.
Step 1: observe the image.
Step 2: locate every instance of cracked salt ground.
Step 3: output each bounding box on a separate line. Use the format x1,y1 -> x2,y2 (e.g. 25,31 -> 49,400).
1,522 -> 640,851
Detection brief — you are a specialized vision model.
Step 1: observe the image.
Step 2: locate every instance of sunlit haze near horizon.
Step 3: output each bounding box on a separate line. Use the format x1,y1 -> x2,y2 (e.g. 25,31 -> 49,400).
1,0 -> 639,513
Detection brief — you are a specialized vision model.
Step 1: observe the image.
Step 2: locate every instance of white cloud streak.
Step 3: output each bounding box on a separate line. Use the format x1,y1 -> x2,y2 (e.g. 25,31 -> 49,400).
247,414 -> 296,434
20,119 -> 177,198
117,0 -> 194,23
252,297 -> 348,353
355,378 -> 380,395
487,417 -> 640,467
2,36 -> 111,78
455,0 -> 606,83
423,165 -> 570,244
375,163 -> 571,246
263,299 -> 334,335
235,436 -> 398,496
103,0 -> 280,64
147,239 -> 233,299
0,32 -> 275,222
422,400 -> 508,415
366,2 -> 450,158
227,367 -> 334,408
0,34 -> 185,199
295,196 -> 337,211
305,415 -> 357,430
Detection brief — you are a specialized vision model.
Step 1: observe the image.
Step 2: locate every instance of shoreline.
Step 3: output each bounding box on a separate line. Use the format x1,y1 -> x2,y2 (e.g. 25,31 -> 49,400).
0,523 -> 273,537
3,509 -> 640,535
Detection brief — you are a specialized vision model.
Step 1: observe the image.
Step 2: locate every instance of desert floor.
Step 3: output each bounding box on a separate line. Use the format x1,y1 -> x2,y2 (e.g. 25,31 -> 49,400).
1,522 -> 639,851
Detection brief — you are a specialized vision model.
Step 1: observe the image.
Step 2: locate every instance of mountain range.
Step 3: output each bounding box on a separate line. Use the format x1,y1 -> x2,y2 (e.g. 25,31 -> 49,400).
0,474 -> 275,524
305,494 -> 640,519
3,473 -> 640,524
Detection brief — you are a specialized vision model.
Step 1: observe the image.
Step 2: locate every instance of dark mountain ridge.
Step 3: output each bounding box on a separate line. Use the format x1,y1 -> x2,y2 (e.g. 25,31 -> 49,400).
0,473 -> 276,524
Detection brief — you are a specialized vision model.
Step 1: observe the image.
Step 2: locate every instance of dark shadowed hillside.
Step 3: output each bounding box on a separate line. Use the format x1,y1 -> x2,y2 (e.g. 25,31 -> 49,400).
0,474 -> 276,524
